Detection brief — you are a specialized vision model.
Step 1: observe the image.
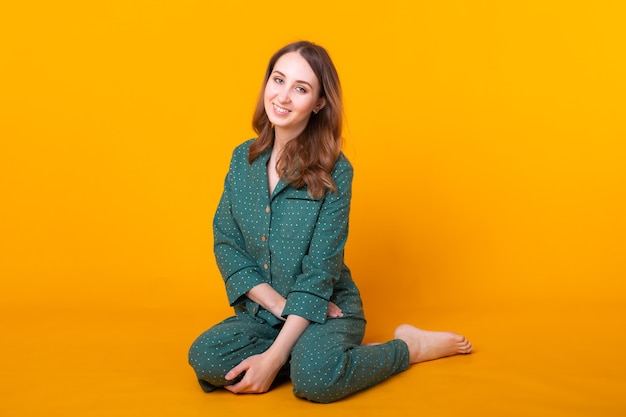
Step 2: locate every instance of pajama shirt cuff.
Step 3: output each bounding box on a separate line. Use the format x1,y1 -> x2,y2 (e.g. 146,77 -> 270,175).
224,267 -> 266,306
282,291 -> 328,324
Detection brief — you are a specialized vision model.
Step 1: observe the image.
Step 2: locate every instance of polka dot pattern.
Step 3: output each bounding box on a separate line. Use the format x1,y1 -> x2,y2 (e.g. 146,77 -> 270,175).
188,312 -> 410,403
189,139 -> 410,403
213,139 -> 363,324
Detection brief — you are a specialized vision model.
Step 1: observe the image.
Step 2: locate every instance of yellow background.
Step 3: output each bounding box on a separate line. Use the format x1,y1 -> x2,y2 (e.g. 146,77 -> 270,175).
1,1 -> 625,416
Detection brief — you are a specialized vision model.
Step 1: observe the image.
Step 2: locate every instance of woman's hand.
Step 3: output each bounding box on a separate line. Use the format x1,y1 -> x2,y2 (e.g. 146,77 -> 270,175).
327,301 -> 343,318
222,302 -> 341,395
223,351 -> 284,394
224,314 -> 310,395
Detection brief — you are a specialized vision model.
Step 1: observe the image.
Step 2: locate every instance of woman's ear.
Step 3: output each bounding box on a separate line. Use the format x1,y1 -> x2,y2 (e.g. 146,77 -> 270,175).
314,97 -> 327,114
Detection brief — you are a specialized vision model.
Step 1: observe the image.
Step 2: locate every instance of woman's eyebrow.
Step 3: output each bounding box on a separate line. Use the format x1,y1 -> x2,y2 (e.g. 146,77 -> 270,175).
272,70 -> 313,89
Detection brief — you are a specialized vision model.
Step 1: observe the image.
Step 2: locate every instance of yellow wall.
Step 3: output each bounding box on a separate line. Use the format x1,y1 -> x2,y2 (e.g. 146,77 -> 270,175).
1,1 -> 624,316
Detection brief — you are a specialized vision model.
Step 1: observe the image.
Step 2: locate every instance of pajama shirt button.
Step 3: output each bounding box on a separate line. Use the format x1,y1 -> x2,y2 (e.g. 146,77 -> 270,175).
261,235 -> 267,242
264,264 -> 269,269
265,206 -> 270,213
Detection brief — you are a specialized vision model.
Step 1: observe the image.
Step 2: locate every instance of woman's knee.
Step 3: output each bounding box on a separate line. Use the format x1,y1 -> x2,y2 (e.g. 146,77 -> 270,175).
188,329 -> 230,383
188,318 -> 277,387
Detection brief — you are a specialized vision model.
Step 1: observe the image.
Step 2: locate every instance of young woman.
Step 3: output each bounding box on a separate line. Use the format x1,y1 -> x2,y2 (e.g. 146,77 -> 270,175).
188,40 -> 472,404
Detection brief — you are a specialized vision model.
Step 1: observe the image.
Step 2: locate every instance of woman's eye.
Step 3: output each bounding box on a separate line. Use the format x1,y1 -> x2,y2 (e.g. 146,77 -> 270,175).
274,77 -> 283,84
295,86 -> 307,93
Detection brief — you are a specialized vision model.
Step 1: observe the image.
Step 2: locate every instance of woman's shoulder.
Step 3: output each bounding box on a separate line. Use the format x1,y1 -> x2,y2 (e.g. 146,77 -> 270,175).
329,152 -> 354,194
231,138 -> 256,158
332,152 -> 353,175
227,138 -> 259,167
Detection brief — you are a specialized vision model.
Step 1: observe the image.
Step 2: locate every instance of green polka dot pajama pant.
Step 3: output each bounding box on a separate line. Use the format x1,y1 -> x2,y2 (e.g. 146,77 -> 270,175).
188,313 -> 410,403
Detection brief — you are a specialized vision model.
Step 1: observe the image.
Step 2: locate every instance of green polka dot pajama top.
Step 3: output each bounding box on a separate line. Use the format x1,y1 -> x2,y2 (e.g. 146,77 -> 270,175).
189,139 -> 410,403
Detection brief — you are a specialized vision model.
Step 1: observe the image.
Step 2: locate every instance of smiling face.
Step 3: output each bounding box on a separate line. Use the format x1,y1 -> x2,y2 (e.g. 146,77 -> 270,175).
264,51 -> 326,142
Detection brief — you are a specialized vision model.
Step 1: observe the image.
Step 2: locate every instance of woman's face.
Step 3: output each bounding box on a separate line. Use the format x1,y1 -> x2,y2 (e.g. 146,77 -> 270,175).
264,52 -> 326,141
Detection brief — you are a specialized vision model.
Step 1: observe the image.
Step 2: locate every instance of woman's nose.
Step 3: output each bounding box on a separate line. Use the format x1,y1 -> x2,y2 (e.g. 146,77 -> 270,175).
277,87 -> 291,103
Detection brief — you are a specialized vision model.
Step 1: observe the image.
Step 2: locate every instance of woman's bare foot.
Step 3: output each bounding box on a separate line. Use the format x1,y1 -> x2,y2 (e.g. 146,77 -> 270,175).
394,324 -> 473,364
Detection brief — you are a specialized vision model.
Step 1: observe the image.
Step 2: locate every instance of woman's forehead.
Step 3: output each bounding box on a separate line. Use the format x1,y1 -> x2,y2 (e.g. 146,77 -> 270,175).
273,52 -> 319,86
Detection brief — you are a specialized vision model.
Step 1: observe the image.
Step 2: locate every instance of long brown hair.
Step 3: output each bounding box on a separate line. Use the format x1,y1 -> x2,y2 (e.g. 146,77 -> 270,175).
249,41 -> 343,199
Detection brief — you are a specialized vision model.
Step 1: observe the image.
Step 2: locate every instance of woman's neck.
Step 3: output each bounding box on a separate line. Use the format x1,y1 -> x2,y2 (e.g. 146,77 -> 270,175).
273,126 -> 303,151
267,145 -> 281,194
269,127 -> 302,194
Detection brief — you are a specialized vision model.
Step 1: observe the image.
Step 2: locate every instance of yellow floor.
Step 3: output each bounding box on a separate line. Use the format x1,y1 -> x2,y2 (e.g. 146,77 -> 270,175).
2,301 -> 624,417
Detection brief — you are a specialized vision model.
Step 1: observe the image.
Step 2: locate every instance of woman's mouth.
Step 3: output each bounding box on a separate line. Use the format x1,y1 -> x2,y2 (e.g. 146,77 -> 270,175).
273,103 -> 290,114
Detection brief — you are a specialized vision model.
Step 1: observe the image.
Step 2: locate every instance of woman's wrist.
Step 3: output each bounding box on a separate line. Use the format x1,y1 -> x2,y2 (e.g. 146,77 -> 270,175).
264,343 -> 290,367
268,298 -> 287,319
266,314 -> 310,366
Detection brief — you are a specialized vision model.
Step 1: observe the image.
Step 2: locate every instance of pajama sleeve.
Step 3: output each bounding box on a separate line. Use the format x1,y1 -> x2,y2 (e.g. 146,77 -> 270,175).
213,148 -> 267,306
281,157 -> 353,324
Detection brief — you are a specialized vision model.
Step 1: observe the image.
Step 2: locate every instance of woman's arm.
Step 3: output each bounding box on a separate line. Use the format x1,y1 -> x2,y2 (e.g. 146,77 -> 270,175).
213,145 -> 269,307
281,157 -> 353,323
247,282 -> 344,321
246,283 -> 286,319
223,314 -> 310,394
224,283 -> 344,394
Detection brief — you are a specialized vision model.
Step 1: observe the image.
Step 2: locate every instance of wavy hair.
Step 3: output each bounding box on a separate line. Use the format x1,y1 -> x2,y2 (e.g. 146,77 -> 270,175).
249,41 -> 343,199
